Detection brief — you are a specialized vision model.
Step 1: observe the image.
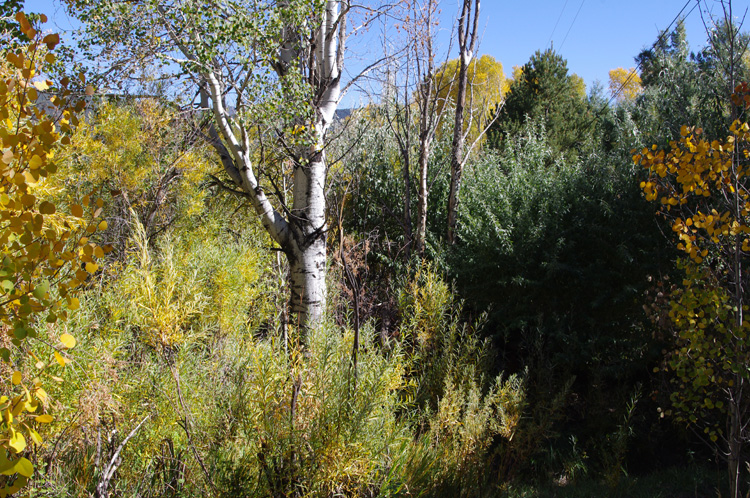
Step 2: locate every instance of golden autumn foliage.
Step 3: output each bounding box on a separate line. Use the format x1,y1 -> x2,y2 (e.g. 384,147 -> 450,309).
636,82 -> 750,471
54,98 -> 214,259
608,67 -> 642,103
637,121 -> 750,264
434,55 -> 508,141
510,65 -> 523,83
0,12 -> 104,493
60,99 -> 210,218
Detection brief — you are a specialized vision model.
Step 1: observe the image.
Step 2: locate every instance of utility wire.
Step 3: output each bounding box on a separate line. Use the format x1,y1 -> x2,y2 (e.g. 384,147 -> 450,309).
606,0 -> 697,106
495,0 -> 698,147
576,0 -> 699,136
558,0 -> 586,51
547,0 -> 571,48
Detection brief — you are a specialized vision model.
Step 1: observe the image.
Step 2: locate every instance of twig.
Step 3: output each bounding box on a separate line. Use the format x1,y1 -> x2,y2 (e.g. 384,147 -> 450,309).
95,415 -> 150,498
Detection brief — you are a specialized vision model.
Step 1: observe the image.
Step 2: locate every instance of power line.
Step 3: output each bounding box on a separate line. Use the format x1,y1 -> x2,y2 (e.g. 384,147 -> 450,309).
496,0 -> 699,147
558,0 -> 586,51
579,0 -> 699,135
606,0 -> 698,106
547,0 -> 571,49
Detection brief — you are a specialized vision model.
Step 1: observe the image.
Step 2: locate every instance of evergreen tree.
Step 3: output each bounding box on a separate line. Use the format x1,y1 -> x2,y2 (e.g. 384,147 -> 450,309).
488,48 -> 591,158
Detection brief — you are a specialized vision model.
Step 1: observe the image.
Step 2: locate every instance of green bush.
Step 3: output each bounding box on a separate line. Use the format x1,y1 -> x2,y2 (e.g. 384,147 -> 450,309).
451,120 -> 673,479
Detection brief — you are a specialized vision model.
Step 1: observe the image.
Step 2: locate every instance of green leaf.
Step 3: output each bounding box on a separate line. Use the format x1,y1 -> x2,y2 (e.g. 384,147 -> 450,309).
0,452 -> 14,475
32,280 -> 49,299
1,280 -> 13,294
13,327 -> 27,340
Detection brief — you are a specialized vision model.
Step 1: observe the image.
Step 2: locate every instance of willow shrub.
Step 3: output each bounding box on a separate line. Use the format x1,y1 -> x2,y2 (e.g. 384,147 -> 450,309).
207,262 -> 527,497
394,262 -> 527,497
451,120 -> 672,479
209,321 -> 418,497
34,212 -> 281,497
36,217 -> 526,497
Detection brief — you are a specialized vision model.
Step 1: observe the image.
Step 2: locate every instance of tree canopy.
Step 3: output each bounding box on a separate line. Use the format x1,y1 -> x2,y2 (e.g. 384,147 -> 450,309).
487,48 -> 591,157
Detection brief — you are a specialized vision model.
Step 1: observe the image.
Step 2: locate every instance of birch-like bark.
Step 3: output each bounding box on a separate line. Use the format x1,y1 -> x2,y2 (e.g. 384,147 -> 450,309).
282,0 -> 345,327
114,1 -> 346,331
188,1 -> 344,330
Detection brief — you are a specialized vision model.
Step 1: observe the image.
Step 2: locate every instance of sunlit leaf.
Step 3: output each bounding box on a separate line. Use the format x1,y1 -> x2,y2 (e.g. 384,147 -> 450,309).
8,431 -> 25,453
53,352 -> 65,367
59,333 -> 76,349
13,457 -> 33,478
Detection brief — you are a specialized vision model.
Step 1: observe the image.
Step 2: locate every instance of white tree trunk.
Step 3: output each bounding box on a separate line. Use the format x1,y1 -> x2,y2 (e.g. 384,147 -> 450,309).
288,138 -> 329,327
198,1 -> 343,332
70,0 -> 348,333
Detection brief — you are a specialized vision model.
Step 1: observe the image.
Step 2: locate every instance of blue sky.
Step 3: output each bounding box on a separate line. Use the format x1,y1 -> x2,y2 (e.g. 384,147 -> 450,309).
21,0 -> 748,103
476,0 -> 735,88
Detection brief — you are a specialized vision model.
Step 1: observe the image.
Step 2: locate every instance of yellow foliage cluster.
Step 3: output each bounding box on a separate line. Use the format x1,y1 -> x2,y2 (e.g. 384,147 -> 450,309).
240,325 -> 406,496
120,217 -> 205,353
430,372 -> 524,471
638,84 -> 750,453
636,123 -> 750,264
608,67 -> 642,102
0,12 -> 104,492
61,99 -> 212,223
664,261 -> 744,442
397,262 -> 451,348
434,55 -> 508,141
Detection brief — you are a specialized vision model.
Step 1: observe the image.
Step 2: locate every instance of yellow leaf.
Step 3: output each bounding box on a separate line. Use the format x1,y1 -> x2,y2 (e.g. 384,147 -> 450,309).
2,150 -> 13,164
9,431 -> 26,453
59,333 -> 76,349
39,201 -> 55,215
11,371 -> 21,385
14,457 -> 33,477
70,204 -> 83,218
43,33 -> 60,50
28,428 -> 42,444
15,12 -> 30,34
34,414 -> 53,423
53,352 -> 66,367
26,399 -> 38,413
68,298 -> 80,311
98,220 -> 108,231
33,80 -> 49,91
28,155 -> 42,169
